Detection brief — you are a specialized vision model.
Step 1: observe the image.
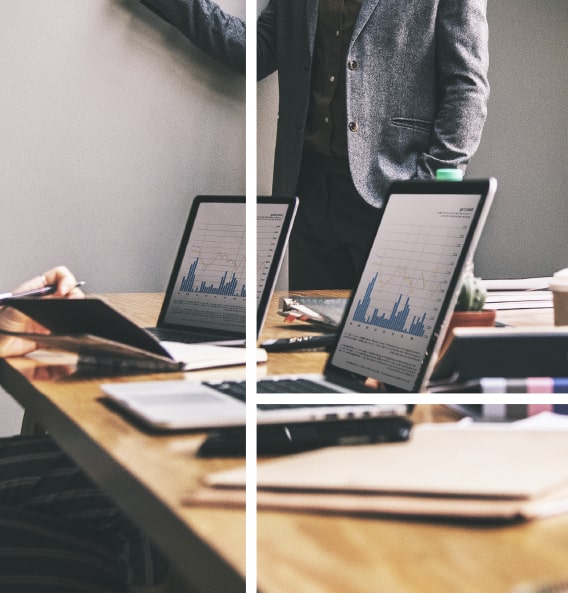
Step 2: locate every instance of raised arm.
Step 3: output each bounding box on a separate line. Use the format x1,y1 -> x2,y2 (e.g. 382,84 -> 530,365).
140,0 -> 246,74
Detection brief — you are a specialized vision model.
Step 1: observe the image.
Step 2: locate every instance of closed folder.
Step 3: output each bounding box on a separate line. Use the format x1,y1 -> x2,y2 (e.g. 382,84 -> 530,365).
186,426 -> 568,522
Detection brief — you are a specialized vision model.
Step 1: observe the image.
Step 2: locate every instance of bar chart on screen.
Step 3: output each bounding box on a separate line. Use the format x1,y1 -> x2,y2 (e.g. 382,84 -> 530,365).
178,256 -> 246,296
256,201 -> 293,301
166,202 -> 247,332
331,192 -> 481,390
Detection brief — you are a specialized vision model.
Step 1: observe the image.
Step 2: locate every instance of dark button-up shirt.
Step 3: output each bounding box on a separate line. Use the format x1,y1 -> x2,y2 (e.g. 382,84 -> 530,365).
304,0 -> 363,159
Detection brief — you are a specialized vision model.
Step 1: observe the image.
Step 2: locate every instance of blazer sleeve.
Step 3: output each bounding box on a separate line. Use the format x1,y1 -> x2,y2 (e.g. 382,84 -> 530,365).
257,0 -> 278,81
140,0 -> 246,74
416,0 -> 490,177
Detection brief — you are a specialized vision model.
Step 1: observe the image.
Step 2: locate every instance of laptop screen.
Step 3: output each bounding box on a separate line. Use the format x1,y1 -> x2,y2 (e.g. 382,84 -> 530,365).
327,179 -> 497,392
160,197 -> 246,334
158,196 -> 297,337
257,197 -> 299,328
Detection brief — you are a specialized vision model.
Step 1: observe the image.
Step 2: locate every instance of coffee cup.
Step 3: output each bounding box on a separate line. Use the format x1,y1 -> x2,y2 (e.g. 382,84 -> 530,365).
550,268 -> 568,325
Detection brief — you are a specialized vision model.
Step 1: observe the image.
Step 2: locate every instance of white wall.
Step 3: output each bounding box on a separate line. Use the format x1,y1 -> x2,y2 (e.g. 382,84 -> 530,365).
0,0 -> 245,435
0,0 -> 246,293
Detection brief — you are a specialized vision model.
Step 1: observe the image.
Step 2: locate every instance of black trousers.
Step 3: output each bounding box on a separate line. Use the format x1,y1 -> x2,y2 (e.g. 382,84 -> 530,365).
289,151 -> 383,290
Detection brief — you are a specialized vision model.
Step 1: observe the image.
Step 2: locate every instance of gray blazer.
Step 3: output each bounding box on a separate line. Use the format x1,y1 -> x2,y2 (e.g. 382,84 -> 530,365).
142,0 -> 489,208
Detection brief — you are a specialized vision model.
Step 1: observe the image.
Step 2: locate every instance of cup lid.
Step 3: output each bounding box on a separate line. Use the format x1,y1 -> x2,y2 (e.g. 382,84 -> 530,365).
549,279 -> 568,292
436,168 -> 464,181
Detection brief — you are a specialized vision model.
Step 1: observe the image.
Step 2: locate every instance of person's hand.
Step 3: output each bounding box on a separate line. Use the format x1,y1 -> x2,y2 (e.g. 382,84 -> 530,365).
0,266 -> 84,357
364,377 -> 386,392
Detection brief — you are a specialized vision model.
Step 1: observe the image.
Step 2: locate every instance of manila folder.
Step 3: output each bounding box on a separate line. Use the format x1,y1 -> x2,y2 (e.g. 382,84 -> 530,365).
188,426 -> 568,521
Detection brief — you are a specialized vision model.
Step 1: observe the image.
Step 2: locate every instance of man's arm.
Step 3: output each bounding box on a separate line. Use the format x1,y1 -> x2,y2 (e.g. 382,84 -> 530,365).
257,0 -> 278,80
416,0 -> 490,177
140,0 -> 246,74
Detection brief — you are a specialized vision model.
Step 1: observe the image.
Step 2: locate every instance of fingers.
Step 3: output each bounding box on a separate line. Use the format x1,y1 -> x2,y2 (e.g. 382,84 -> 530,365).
363,378 -> 385,392
11,274 -> 47,295
41,266 -> 84,298
11,266 -> 85,299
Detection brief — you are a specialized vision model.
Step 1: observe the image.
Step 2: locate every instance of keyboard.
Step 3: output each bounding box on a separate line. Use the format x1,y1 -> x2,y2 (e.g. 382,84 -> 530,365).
204,381 -> 246,401
204,378 -> 343,396
257,378 -> 343,393
147,327 -> 237,344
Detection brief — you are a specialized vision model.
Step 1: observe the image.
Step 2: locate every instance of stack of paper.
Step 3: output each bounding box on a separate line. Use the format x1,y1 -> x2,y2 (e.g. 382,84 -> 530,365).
483,277 -> 553,310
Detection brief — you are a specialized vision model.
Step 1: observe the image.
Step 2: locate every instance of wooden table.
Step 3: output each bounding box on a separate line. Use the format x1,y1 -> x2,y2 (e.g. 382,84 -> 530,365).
0,293 -> 246,593
256,403 -> 568,593
2,291 -> 561,593
257,294 -> 566,593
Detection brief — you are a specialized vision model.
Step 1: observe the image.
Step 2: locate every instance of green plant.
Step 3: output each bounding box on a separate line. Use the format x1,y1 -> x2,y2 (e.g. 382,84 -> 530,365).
455,274 -> 487,312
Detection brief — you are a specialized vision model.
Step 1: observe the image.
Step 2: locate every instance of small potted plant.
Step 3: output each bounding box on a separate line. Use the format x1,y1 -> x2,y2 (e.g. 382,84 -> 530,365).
440,273 -> 496,355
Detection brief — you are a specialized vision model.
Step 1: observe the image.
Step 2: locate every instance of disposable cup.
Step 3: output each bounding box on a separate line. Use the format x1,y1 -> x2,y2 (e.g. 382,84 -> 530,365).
549,274 -> 568,325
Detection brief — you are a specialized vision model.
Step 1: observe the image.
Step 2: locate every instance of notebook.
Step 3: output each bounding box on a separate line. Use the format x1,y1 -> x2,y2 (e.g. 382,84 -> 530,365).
253,177 -> 497,393
146,195 -> 298,345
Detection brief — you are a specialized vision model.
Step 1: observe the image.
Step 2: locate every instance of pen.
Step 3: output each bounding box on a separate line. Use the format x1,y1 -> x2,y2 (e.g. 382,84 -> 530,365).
0,281 -> 86,302
261,333 -> 337,352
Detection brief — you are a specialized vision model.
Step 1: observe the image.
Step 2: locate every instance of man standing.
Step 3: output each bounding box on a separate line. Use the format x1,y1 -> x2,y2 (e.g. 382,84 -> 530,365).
141,0 -> 489,289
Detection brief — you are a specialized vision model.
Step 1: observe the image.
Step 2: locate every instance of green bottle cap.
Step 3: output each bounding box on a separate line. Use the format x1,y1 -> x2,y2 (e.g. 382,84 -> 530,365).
436,168 -> 464,181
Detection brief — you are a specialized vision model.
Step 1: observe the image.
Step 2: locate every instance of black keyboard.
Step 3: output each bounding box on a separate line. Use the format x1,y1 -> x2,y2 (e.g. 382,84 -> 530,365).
204,381 -> 246,401
257,378 -> 343,393
204,378 -> 343,396
148,327 -> 232,344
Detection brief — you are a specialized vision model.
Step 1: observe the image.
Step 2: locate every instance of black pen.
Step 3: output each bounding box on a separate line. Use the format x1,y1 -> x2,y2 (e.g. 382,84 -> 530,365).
0,281 -> 86,302
261,333 -> 337,352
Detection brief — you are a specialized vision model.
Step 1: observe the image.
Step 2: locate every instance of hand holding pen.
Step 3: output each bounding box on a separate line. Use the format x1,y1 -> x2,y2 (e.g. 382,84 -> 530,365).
3,266 -> 85,301
0,280 -> 85,301
0,266 -> 85,357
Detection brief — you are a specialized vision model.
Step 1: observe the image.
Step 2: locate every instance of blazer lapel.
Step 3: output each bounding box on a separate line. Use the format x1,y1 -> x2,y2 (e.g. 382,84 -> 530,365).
351,0 -> 383,45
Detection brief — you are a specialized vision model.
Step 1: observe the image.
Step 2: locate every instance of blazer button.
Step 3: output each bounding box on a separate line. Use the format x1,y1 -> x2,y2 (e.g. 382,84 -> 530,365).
348,121 -> 359,132
348,60 -> 358,71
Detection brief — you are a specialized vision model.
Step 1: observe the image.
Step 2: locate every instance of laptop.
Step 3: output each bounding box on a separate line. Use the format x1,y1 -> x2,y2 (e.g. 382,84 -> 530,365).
102,372 -> 412,434
250,178 -> 497,393
146,195 -> 298,345
101,179 -> 496,430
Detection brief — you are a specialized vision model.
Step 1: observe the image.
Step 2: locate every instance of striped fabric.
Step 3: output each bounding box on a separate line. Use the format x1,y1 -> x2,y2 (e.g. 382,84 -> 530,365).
0,507 -> 124,592
0,434 -> 168,588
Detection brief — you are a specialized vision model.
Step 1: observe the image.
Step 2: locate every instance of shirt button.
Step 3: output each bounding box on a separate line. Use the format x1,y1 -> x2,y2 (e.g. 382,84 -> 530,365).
329,75 -> 335,83
349,121 -> 359,132
324,116 -> 330,124
335,30 -> 340,37
348,60 -> 358,71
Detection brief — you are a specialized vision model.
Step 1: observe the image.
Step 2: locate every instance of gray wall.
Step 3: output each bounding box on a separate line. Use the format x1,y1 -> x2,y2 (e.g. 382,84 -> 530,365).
468,0 -> 568,278
258,0 -> 568,281
0,0 -> 245,435
0,0 -> 246,293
